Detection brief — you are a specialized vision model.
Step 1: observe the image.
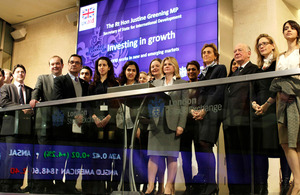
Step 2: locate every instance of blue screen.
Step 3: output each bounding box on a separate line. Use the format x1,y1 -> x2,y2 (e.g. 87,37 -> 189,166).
77,0 -> 218,80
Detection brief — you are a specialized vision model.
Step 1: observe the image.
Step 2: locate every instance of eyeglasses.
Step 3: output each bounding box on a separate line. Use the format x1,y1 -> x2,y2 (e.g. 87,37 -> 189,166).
257,42 -> 270,48
187,68 -> 197,71
69,61 -> 81,65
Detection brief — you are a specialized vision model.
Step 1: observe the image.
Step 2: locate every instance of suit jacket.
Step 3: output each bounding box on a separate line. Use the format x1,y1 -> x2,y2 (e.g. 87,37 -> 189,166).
0,83 -> 33,135
223,61 -> 259,127
54,74 -> 89,100
149,78 -> 189,131
53,74 -> 89,139
31,74 -> 56,138
196,64 -> 227,144
32,74 -> 55,101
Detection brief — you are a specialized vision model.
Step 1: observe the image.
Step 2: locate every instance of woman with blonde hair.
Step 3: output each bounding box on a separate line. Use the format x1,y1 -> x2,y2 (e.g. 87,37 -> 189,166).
256,20 -> 300,195
148,58 -> 163,81
252,34 -> 291,194
145,57 -> 188,195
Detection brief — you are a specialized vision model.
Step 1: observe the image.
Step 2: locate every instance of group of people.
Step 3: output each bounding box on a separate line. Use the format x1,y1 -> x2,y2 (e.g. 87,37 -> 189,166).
0,19 -> 299,195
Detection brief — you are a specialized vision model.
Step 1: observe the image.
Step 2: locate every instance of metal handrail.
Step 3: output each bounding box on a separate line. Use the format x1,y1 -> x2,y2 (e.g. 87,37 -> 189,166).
1,68 -> 300,112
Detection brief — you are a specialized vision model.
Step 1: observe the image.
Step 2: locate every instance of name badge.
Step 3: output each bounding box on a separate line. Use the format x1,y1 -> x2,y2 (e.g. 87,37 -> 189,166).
100,105 -> 108,111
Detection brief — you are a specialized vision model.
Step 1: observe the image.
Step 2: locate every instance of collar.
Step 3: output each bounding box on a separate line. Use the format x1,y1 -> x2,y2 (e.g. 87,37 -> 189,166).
201,61 -> 217,76
52,73 -> 62,78
240,61 -> 250,69
162,75 -> 177,81
206,61 -> 217,67
68,73 -> 79,81
14,81 -> 23,88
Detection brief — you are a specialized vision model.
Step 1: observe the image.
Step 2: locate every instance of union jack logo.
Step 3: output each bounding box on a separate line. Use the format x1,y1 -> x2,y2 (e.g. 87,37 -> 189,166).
82,7 -> 95,19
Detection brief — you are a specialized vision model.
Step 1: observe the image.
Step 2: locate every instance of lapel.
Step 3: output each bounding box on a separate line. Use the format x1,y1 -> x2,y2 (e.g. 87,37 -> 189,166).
79,78 -> 88,96
48,74 -> 54,90
66,74 -> 76,97
11,84 -> 19,103
239,62 -> 254,75
24,85 -> 31,104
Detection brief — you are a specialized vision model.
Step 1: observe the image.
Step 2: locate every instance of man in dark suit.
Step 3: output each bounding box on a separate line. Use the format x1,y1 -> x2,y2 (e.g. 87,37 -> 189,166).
53,54 -> 89,137
52,54 -> 89,193
29,55 -> 64,193
223,43 -> 259,194
0,64 -> 33,193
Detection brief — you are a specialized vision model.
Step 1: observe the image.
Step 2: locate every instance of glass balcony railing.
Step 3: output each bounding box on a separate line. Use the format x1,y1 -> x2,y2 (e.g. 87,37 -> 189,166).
0,68 -> 299,195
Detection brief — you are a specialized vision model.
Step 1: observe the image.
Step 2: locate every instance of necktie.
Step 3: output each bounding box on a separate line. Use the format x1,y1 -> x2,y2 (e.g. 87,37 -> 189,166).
233,66 -> 243,76
19,84 -> 25,104
74,77 -> 78,82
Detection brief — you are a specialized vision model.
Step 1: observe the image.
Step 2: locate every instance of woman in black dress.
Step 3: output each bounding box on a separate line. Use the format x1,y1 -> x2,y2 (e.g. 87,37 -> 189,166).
252,34 -> 291,194
89,56 -> 119,131
83,56 -> 119,194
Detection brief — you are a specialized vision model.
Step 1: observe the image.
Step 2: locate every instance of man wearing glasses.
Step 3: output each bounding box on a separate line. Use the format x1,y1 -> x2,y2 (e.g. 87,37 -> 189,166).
53,54 -> 89,193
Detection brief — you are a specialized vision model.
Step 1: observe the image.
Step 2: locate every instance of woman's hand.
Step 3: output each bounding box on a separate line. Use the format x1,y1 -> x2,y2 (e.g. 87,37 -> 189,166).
136,128 -> 141,139
255,103 -> 269,115
252,101 -> 261,111
92,114 -> 102,128
176,126 -> 184,136
191,109 -> 206,120
74,114 -> 83,127
92,114 -> 111,128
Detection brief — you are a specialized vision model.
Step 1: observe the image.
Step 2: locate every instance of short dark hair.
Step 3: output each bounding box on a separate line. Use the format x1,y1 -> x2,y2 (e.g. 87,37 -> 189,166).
186,60 -> 200,70
283,20 -> 300,42
49,55 -> 63,65
81,66 -> 93,76
201,43 -> 219,64
68,54 -> 82,65
0,68 -> 4,77
13,64 -> 26,74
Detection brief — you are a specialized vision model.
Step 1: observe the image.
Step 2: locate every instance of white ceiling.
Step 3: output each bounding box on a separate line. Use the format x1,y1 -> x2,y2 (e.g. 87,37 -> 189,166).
0,0 -> 299,26
0,0 -> 77,25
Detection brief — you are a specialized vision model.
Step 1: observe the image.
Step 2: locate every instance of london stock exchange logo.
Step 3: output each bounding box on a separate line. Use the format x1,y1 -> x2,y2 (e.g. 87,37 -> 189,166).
52,109 -> 64,127
148,96 -> 164,121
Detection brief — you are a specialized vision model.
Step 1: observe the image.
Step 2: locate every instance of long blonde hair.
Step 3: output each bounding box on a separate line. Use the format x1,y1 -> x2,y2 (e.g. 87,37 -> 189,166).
255,34 -> 279,68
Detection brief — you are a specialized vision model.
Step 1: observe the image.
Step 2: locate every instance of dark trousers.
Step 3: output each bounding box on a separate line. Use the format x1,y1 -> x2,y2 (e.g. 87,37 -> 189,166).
224,126 -> 251,194
180,127 -> 194,187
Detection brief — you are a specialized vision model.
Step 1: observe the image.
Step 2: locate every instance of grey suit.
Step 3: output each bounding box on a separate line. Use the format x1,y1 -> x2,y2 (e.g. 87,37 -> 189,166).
31,74 -> 56,139
0,84 -> 32,107
0,83 -> 32,135
0,83 -> 33,191
150,78 -> 188,130
147,77 -> 188,157
32,74 -> 55,101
